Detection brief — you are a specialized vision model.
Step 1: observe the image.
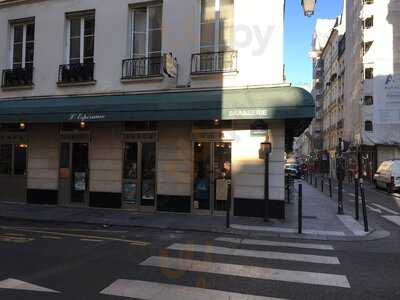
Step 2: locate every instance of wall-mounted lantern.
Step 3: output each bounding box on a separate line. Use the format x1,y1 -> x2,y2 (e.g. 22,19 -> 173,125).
301,0 -> 317,17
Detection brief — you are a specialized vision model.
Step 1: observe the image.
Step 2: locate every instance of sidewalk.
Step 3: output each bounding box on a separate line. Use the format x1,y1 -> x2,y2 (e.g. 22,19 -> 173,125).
0,182 -> 389,241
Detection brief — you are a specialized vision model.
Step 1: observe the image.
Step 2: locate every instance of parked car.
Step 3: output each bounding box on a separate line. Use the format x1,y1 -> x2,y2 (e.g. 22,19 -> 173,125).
374,160 -> 400,193
285,167 -> 301,179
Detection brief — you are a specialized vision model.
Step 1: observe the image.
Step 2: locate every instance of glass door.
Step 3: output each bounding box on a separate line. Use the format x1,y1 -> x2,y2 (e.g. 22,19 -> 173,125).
193,141 -> 232,214
59,142 -> 89,205
123,142 -> 156,208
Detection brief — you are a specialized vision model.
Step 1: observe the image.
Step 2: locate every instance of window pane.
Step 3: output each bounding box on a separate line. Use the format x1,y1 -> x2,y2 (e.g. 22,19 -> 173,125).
141,143 -> 156,201
219,20 -> 234,50
201,22 -> 215,48
70,37 -> 80,60
70,18 -> 81,37
134,8 -> 147,32
133,32 -> 146,56
201,0 -> 216,22
13,43 -> 23,64
13,25 -> 23,43
0,144 -> 12,175
123,143 -> 138,179
25,41 -> 34,63
26,23 -> 35,41
70,58 -> 80,64
13,63 -> 22,69
59,143 -> 70,168
84,16 -> 95,35
84,36 -> 94,58
14,144 -> 27,175
220,0 -> 234,20
149,5 -> 162,29
149,29 -> 161,53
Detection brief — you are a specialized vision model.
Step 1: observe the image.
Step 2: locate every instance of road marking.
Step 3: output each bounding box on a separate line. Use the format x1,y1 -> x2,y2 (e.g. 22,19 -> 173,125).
41,235 -> 62,240
337,215 -> 368,236
0,226 -> 128,234
0,278 -> 60,293
230,224 -> 346,236
141,257 -> 351,288
367,205 -> 382,214
101,279 -> 287,300
215,237 -> 334,250
167,243 -> 340,265
371,203 -> 399,215
0,235 -> 33,243
0,226 -> 148,247
80,238 -> 103,242
382,215 -> 400,226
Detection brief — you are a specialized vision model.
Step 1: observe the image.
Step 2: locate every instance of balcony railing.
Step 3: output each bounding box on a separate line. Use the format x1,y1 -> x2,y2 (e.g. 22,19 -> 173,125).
191,51 -> 238,75
121,56 -> 163,80
58,63 -> 95,84
1,66 -> 33,88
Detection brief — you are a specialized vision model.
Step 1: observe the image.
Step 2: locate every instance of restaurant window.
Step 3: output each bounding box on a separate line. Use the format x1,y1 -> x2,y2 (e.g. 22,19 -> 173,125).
67,12 -> 95,64
10,20 -> 35,69
0,144 -> 27,175
201,0 -> 234,52
130,4 -> 162,59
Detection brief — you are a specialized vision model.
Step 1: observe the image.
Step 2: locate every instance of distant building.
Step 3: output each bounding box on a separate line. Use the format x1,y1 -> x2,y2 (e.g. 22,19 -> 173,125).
344,0 -> 400,181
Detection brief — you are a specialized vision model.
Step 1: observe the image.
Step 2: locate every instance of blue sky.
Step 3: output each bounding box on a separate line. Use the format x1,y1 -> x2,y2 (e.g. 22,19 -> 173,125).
284,0 -> 344,87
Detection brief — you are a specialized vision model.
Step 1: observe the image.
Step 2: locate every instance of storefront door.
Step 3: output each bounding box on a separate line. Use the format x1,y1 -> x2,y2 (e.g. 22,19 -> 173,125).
59,142 -> 89,205
122,142 -> 156,209
193,142 -> 232,214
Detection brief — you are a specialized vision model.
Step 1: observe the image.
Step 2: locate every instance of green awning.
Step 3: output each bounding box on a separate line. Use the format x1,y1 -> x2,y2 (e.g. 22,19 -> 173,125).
0,86 -> 314,123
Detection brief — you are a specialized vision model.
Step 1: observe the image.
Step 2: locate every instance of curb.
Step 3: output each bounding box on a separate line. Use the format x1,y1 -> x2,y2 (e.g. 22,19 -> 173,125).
0,215 -> 391,242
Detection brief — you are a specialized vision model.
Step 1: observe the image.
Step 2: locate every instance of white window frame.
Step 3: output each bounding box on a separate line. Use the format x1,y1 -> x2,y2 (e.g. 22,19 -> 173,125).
200,0 -> 234,53
66,14 -> 95,64
9,21 -> 34,69
130,3 -> 162,59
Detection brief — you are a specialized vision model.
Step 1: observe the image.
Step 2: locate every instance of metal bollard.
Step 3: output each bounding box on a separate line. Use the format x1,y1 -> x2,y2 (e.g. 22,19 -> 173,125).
298,184 -> 303,234
338,180 -> 344,214
321,178 -> 324,193
355,178 -> 359,220
226,197 -> 231,228
329,178 -> 332,198
314,176 -> 317,188
360,180 -> 369,232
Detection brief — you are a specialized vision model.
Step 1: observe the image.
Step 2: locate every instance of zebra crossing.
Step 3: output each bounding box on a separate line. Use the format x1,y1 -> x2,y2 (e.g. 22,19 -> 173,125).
101,236 -> 351,299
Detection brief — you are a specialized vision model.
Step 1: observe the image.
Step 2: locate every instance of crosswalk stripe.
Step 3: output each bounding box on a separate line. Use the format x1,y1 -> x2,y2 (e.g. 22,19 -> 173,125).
371,203 -> 399,215
167,243 -> 340,265
140,256 -> 351,288
0,278 -> 60,293
230,224 -> 346,236
100,279 -> 287,300
382,215 -> 400,226
215,237 -> 334,250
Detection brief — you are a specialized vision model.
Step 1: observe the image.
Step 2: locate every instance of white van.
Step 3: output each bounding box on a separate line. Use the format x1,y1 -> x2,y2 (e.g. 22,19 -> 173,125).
374,160 -> 400,193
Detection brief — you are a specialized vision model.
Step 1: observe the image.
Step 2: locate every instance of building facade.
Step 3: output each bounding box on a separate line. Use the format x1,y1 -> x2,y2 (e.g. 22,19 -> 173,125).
320,15 -> 345,178
344,0 -> 400,181
0,0 -> 313,218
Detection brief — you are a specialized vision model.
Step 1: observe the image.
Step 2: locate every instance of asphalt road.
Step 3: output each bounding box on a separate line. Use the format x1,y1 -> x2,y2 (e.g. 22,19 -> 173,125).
0,213 -> 400,300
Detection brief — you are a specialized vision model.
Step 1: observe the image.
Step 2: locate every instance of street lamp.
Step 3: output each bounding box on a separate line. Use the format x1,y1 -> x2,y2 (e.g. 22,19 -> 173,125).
260,142 -> 272,221
301,0 -> 317,17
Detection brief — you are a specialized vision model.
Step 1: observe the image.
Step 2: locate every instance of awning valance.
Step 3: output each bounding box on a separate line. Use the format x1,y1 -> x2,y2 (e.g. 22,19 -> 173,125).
0,86 -> 314,123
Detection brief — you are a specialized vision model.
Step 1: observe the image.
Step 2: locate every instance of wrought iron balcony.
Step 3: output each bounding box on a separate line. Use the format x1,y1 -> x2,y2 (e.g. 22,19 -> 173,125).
1,66 -> 33,88
191,51 -> 238,75
58,63 -> 95,84
121,56 -> 163,80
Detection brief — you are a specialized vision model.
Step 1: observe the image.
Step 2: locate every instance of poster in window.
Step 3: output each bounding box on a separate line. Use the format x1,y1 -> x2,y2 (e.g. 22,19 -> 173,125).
124,183 -> 137,203
142,179 -> 155,200
215,179 -> 228,201
74,172 -> 86,191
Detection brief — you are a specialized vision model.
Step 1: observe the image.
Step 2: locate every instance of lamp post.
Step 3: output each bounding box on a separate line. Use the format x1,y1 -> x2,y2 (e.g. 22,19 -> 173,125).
301,0 -> 317,17
260,142 -> 272,222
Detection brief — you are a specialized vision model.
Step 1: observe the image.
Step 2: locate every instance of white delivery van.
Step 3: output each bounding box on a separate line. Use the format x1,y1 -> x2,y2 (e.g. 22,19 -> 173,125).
374,160 -> 400,193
